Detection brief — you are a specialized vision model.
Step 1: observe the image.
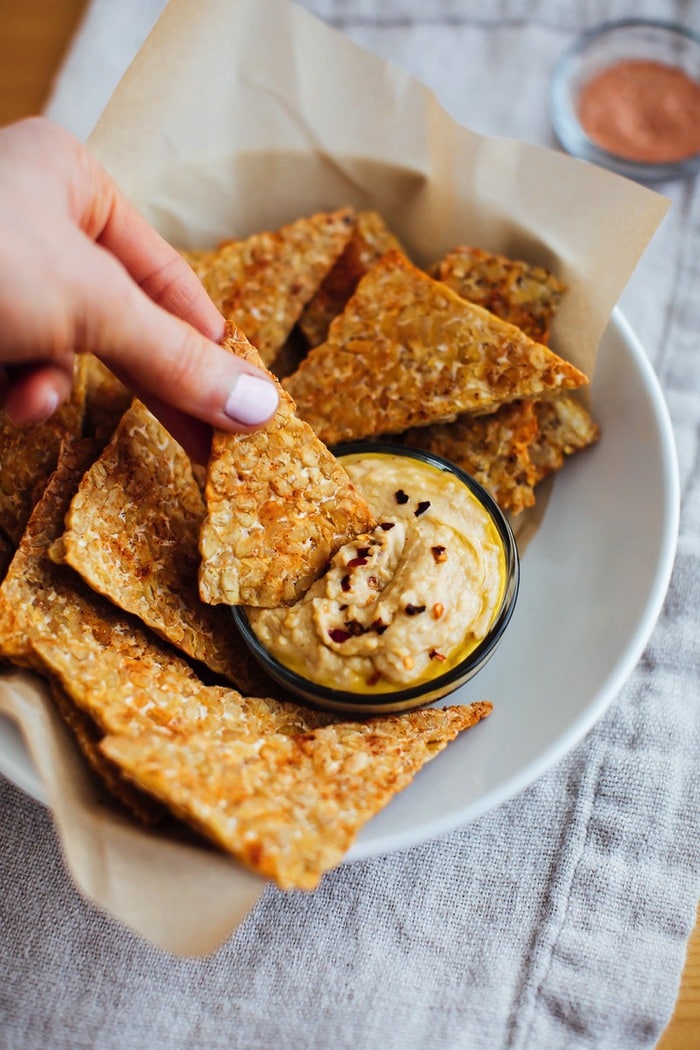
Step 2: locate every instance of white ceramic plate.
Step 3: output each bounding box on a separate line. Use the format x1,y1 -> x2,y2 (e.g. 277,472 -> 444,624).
0,311 -> 680,862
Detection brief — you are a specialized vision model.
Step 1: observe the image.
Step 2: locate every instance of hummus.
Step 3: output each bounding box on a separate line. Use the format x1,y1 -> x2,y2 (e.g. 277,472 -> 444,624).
247,452 -> 506,693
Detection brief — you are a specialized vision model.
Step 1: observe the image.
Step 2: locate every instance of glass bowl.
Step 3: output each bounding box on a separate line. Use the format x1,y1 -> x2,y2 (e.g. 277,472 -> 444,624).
231,443 -> 519,715
550,18 -> 700,181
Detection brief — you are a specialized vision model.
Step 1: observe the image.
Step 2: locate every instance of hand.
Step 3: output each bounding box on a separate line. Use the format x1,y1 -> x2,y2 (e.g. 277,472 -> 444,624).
0,117 -> 278,460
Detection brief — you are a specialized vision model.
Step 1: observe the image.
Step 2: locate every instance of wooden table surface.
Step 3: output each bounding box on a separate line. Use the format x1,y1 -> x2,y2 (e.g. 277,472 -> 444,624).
0,3 -> 698,1046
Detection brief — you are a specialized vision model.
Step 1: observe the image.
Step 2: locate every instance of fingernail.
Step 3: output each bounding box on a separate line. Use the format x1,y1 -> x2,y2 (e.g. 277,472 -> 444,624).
41,387 -> 61,419
224,373 -> 279,425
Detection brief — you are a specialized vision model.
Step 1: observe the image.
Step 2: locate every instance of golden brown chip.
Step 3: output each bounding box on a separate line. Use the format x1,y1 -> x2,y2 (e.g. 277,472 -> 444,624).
100,700 -> 493,890
32,633 -> 319,741
431,246 -> 567,345
0,436 -> 194,679
404,400 -> 540,515
299,210 -> 405,347
198,325 -> 375,608
0,360 -> 87,546
190,208 -> 356,366
48,679 -> 165,825
82,353 -> 132,445
283,251 -> 588,445
530,395 -> 601,483
53,400 -> 274,689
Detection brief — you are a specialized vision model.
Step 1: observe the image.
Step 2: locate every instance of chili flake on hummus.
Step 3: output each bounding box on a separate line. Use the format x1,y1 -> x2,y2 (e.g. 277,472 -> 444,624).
247,452 -> 506,693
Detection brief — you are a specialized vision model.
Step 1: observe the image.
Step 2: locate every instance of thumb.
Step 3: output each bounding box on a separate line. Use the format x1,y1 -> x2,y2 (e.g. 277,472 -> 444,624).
73,236 -> 279,434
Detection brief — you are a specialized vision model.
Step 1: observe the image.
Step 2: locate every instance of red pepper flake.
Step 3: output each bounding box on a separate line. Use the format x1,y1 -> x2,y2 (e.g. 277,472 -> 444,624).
429,648 -> 447,662
345,619 -> 368,636
341,574 -> 351,592
379,521 -> 396,531
394,489 -> 410,504
356,546 -> 370,557
370,618 -> 388,635
347,556 -> 368,568
415,500 -> 431,517
327,621 -> 369,642
405,604 -> 426,616
432,603 -> 445,620
367,575 -> 379,590
431,544 -> 447,563
366,671 -> 382,687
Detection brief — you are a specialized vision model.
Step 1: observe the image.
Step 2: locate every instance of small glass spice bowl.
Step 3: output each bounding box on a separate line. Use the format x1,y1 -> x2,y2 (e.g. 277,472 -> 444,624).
232,444 -> 519,716
550,18 -> 700,182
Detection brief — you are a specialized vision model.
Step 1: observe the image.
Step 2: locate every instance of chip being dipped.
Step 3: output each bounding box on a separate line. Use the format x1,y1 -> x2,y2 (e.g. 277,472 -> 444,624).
198,324 -> 375,608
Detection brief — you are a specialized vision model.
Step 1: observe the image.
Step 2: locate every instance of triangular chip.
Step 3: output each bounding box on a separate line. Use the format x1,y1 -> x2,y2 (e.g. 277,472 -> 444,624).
188,208 -> 356,366
530,395 -> 600,483
0,358 -> 87,546
100,700 -> 492,890
0,436 -> 198,680
299,209 -> 404,347
283,251 -> 587,445
431,245 -> 567,345
198,325 -> 375,607
82,353 -> 132,445
31,633 -> 318,741
48,678 -> 165,825
404,400 -> 540,515
53,399 -> 274,689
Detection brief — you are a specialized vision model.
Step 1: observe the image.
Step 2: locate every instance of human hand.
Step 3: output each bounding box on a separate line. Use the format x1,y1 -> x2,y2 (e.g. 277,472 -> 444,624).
0,117 -> 279,460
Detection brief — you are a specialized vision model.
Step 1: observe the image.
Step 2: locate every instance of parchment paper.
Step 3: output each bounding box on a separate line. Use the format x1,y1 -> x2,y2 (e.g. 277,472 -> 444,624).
0,0 -> 669,955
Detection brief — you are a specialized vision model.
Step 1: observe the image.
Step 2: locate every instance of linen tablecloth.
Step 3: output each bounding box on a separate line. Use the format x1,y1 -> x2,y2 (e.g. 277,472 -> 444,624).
2,1 -> 699,1047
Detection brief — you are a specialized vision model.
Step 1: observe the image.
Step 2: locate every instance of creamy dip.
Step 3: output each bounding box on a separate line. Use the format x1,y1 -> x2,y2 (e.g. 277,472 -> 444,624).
247,452 -> 506,693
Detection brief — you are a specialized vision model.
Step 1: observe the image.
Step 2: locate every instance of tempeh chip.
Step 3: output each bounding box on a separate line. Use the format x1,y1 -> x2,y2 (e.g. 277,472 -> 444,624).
404,400 -> 540,515
48,678 -> 165,825
81,353 -> 132,445
185,208 -> 356,366
198,325 -> 375,608
529,395 -> 601,482
283,250 -> 588,445
31,634 -> 317,742
0,437 -> 200,678
0,358 -> 87,546
430,245 -> 567,345
299,209 -> 404,348
100,700 -> 493,890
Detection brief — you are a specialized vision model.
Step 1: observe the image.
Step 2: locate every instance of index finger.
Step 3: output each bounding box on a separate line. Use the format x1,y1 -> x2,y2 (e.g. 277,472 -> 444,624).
78,150 -> 224,340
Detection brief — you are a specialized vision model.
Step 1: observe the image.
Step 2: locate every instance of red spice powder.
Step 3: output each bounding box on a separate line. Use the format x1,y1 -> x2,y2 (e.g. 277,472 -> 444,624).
577,58 -> 700,163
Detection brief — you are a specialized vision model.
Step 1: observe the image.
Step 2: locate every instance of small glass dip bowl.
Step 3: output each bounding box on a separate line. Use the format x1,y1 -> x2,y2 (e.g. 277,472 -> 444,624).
232,444 -> 519,715
549,18 -> 700,182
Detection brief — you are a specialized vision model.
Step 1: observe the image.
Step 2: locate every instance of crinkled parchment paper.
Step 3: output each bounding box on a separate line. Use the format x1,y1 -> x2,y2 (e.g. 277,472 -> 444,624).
0,0 -> 669,954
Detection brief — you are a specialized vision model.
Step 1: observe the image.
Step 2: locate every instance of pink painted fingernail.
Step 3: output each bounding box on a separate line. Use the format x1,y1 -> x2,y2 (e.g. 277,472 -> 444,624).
224,373 -> 279,425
